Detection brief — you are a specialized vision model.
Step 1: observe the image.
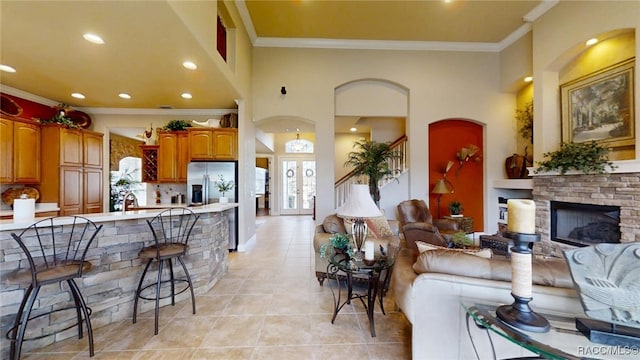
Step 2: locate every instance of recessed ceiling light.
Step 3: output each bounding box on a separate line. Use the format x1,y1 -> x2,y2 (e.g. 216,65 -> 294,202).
524,76 -> 533,83
119,93 -> 131,99
0,64 -> 16,73
71,93 -> 85,99
350,127 -> 357,132
586,38 -> 598,46
182,61 -> 197,70
83,33 -> 105,44
181,93 -> 193,99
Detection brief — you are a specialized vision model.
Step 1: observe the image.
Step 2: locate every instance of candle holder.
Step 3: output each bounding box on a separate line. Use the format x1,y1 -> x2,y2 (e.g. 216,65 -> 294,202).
496,231 -> 550,333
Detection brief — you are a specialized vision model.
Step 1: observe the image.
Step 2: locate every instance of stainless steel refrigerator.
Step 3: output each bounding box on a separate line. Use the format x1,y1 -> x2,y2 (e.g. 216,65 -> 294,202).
187,161 -> 238,251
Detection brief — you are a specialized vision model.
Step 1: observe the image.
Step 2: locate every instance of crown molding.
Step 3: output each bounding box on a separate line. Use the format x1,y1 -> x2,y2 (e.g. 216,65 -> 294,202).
0,85 -> 59,107
254,37 -> 502,52
83,108 -> 237,116
236,0 -> 557,53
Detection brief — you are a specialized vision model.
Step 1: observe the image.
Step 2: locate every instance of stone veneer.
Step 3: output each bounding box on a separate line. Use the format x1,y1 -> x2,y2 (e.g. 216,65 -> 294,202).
0,210 -> 230,356
532,173 -> 640,250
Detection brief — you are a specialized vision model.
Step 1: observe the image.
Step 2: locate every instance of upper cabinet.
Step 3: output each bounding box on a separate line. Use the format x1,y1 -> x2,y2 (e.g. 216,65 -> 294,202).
187,128 -> 237,161
0,117 -> 41,184
157,130 -> 188,183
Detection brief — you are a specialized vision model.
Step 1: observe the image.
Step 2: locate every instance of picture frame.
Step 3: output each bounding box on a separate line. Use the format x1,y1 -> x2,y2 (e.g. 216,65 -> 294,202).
561,58 -> 635,149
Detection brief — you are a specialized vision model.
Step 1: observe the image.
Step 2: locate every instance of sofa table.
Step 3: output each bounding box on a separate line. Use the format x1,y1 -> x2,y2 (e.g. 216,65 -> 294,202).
327,252 -> 394,337
462,303 -> 638,360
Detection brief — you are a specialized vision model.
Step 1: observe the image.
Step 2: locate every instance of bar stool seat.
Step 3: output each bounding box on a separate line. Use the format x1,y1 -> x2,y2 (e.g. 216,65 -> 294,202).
6,216 -> 102,360
132,208 -> 199,335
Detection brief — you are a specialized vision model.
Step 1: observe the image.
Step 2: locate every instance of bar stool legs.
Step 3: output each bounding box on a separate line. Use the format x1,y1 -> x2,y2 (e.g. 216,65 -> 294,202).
132,256 -> 196,335
8,280 -> 94,360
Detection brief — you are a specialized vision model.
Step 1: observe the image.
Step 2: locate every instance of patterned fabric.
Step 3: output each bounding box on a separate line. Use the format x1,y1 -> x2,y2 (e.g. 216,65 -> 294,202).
323,214 -> 347,234
343,216 -> 393,238
415,241 -> 493,259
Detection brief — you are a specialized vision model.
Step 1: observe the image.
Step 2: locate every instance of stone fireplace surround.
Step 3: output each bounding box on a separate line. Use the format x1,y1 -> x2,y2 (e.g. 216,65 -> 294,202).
532,172 -> 640,255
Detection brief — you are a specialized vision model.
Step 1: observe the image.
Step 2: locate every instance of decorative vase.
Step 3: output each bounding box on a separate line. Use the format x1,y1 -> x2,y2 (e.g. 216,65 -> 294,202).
219,197 -> 229,204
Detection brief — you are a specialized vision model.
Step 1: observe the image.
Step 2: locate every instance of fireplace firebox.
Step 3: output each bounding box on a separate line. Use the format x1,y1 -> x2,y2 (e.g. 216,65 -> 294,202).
550,201 -> 621,247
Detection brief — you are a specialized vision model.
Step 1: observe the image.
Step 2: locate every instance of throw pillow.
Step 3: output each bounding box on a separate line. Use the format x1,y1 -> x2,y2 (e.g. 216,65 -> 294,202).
343,216 -> 393,238
415,241 -> 493,259
323,214 -> 347,234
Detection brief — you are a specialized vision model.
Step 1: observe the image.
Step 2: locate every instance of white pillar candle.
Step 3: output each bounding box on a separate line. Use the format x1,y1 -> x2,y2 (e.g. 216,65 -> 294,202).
364,240 -> 375,260
507,199 -> 536,234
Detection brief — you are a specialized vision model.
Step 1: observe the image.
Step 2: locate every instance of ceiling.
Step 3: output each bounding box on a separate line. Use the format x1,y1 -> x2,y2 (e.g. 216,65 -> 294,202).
0,0 -> 550,141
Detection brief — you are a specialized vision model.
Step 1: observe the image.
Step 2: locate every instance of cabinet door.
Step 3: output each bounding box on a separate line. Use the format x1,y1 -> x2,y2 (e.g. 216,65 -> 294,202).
60,167 -> 83,215
14,122 -> 41,183
61,128 -> 83,166
188,129 -> 214,160
83,131 -> 103,168
158,132 -> 177,182
0,119 -> 13,183
212,129 -> 237,160
84,168 -> 103,213
177,132 -> 189,182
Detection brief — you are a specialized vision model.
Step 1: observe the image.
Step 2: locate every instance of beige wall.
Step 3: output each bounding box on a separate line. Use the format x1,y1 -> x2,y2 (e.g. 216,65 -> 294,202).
252,47 -> 515,227
252,1 -> 640,231
532,1 -> 639,162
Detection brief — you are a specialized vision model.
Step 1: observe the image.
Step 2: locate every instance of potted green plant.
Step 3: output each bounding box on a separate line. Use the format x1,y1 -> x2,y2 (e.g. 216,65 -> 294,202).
163,119 -> 192,131
344,139 -> 403,206
449,231 -> 474,249
214,174 -> 235,203
448,200 -> 463,216
319,233 -> 353,259
534,141 -> 616,175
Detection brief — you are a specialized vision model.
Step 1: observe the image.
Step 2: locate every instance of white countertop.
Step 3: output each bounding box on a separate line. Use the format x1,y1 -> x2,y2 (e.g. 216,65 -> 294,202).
0,203 -> 60,217
0,203 -> 238,231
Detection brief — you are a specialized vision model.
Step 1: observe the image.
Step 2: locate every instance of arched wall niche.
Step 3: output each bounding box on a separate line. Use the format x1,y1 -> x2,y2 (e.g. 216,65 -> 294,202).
429,118 -> 484,232
334,78 -> 410,218
535,27 -> 636,161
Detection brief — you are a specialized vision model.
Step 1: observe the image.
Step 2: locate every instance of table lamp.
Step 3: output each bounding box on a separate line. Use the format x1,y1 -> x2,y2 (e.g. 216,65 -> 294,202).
432,178 -> 452,219
337,184 -> 382,259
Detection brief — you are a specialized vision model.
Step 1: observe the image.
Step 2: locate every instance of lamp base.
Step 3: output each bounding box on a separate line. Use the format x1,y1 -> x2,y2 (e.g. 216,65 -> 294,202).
497,294 -> 550,333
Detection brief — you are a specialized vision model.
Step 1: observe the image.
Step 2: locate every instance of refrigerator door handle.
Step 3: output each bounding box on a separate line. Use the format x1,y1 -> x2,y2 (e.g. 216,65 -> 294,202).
202,174 -> 208,205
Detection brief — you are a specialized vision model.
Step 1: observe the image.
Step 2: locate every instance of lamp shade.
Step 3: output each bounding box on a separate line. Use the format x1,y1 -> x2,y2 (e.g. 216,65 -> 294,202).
337,184 -> 382,218
432,179 -> 451,195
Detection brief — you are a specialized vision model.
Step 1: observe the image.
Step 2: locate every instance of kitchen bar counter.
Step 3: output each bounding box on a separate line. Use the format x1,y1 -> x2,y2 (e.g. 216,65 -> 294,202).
0,203 -> 237,356
0,203 -> 238,231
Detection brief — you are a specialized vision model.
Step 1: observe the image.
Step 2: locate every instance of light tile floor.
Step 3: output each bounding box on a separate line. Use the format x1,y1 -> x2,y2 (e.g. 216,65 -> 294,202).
21,215 -> 412,359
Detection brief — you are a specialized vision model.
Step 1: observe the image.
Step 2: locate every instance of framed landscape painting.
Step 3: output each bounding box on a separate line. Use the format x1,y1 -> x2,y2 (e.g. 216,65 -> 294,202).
561,58 -> 635,149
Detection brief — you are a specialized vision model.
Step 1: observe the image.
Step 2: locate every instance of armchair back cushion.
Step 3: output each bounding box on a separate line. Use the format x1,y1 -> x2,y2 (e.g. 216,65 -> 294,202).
397,199 -> 433,226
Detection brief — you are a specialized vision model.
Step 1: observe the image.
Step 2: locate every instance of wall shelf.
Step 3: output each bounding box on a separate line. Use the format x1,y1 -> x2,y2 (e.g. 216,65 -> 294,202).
492,179 -> 533,190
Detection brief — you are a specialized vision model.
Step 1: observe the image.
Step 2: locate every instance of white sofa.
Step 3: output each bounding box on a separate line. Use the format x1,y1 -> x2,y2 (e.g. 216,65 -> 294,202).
391,247 -> 583,359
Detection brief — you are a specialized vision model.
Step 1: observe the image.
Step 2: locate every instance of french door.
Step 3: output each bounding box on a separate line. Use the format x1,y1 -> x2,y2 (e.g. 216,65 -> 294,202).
280,157 -> 316,215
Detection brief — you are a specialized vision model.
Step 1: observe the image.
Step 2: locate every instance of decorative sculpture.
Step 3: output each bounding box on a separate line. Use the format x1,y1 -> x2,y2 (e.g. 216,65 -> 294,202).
564,243 -> 640,327
564,243 -> 640,346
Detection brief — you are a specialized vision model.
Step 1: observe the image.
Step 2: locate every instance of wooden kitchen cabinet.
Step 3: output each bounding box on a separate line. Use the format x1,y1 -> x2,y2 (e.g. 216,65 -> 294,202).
0,117 -> 41,184
188,128 -> 215,160
157,130 -> 188,183
187,128 -> 237,160
40,125 -> 104,215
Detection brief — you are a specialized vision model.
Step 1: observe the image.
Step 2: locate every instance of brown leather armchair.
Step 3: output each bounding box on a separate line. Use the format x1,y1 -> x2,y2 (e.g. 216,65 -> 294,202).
397,199 -> 460,251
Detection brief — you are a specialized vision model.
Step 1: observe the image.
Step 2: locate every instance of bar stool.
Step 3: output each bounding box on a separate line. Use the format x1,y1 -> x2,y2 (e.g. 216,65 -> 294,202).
132,208 -> 199,334
7,216 -> 103,360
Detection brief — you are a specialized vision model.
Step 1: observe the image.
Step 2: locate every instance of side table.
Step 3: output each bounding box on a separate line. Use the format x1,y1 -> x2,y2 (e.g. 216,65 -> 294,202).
444,215 -> 474,234
327,252 -> 395,337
